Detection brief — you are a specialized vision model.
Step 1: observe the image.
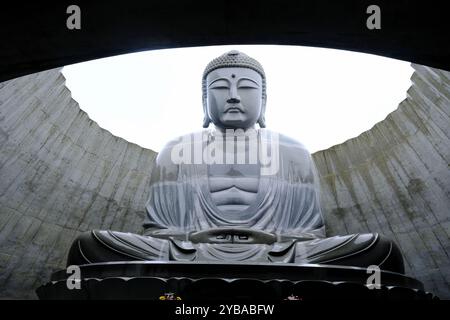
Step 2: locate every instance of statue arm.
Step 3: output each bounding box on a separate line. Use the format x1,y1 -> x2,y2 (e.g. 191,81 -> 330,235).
277,135 -> 326,237
143,136 -> 196,234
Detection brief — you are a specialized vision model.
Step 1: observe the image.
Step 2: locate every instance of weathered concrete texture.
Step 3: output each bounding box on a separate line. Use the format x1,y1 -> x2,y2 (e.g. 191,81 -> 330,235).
0,69 -> 157,298
313,64 -> 450,298
0,64 -> 449,299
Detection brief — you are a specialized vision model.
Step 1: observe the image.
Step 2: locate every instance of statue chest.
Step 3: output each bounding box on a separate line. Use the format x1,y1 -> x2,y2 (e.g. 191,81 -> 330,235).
207,164 -> 260,212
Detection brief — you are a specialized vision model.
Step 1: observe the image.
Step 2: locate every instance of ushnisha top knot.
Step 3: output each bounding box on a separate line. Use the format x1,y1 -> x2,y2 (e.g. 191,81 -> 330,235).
202,50 -> 266,81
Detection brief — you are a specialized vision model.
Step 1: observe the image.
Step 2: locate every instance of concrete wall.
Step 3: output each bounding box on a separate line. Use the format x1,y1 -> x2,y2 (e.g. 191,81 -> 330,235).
313,64 -> 450,298
0,65 -> 448,299
0,69 -> 156,298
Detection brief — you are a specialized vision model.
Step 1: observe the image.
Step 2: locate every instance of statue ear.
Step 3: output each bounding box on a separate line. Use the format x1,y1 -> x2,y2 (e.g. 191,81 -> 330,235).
258,99 -> 267,128
257,115 -> 266,128
202,115 -> 211,128
202,96 -> 210,127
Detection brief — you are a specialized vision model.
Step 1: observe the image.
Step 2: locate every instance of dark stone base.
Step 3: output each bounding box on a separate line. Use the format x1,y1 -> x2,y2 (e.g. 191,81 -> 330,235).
36,262 -> 437,300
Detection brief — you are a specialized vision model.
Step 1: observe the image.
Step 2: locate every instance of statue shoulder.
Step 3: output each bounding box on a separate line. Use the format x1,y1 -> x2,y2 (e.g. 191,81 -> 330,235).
279,133 -> 308,150
261,129 -> 311,157
262,130 -> 318,183
151,132 -> 199,182
155,130 -> 206,166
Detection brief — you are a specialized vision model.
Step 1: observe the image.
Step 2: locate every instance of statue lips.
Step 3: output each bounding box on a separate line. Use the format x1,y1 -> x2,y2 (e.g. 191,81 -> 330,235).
225,105 -> 244,113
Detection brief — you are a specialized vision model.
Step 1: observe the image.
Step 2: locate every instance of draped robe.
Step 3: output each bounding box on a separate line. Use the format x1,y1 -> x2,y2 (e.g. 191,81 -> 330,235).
143,128 -> 325,240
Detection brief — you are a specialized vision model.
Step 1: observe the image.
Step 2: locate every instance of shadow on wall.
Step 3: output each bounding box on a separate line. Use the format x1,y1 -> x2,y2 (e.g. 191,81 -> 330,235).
0,64 -> 449,299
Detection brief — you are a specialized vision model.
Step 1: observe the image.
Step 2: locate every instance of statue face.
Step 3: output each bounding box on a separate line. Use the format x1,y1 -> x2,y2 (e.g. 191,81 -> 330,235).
206,67 -> 263,130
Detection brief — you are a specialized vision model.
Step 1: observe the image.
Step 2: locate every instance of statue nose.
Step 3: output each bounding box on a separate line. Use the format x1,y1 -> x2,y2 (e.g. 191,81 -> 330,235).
227,97 -> 240,104
227,86 -> 241,103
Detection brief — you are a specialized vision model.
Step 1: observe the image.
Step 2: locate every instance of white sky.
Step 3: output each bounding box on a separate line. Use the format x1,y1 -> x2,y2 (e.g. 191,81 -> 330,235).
62,45 -> 413,153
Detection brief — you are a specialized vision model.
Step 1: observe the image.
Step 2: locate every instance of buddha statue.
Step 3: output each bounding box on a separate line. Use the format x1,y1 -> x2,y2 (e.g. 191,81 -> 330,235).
66,50 -> 404,274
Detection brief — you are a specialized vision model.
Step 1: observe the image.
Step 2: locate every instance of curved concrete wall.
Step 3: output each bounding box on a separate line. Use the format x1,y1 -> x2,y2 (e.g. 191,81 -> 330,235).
0,69 -> 156,298
0,65 -> 448,299
313,64 -> 450,298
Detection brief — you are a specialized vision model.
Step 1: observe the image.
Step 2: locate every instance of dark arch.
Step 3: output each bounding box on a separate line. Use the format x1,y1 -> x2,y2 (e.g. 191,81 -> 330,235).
0,0 -> 449,82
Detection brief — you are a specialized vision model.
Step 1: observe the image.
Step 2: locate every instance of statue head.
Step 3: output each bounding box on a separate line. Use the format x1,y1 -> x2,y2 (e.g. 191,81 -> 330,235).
202,50 -> 267,129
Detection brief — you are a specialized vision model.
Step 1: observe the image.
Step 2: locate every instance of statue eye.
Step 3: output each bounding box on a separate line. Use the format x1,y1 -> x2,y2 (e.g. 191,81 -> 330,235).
209,80 -> 229,89
238,79 -> 259,89
210,85 -> 229,89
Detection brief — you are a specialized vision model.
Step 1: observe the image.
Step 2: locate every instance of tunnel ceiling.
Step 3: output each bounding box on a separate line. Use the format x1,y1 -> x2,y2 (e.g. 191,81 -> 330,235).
0,0 -> 449,83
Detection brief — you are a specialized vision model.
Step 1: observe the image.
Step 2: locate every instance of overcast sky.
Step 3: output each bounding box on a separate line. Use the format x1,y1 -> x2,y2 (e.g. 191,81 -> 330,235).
62,45 -> 413,153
